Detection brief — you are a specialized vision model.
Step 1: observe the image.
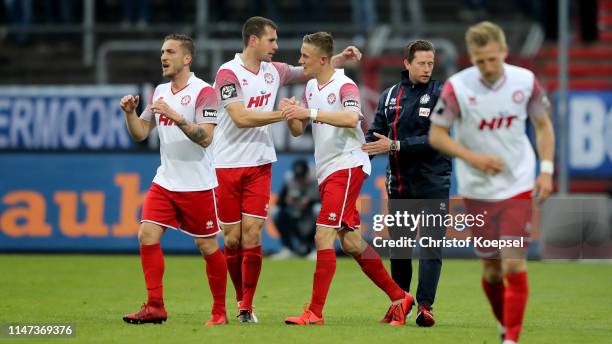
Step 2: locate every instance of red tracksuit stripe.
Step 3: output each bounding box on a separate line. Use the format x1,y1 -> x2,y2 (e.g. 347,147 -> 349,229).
392,87 -> 404,195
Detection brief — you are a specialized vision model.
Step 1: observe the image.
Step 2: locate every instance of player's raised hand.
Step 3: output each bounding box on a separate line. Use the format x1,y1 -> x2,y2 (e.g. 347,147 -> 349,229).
362,132 -> 392,155
119,95 -> 140,114
533,173 -> 553,203
469,153 -> 504,176
331,46 -> 362,68
341,46 -> 362,62
151,99 -> 182,122
283,104 -> 309,120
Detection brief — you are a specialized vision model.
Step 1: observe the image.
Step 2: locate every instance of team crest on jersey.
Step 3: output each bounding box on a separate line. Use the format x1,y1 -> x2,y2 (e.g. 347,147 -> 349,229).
180,95 -> 191,105
264,72 -> 274,84
327,93 -> 337,105
206,220 -> 214,229
308,92 -> 313,101
328,212 -> 337,221
242,78 -> 248,87
220,84 -> 237,100
468,96 -> 477,105
512,90 -> 525,104
389,98 -> 396,105
420,94 -> 430,104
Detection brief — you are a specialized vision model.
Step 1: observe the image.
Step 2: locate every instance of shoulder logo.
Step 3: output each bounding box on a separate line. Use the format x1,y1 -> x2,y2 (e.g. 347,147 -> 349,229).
202,109 -> 217,118
512,90 -> 525,104
264,72 -> 274,84
433,98 -> 446,115
327,93 -> 336,105
180,95 -> 191,106
343,99 -> 359,108
420,94 -> 430,104
220,84 -> 237,100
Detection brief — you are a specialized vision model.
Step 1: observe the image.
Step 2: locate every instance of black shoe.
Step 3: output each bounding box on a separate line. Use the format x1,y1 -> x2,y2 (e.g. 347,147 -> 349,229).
415,304 -> 435,327
237,309 -> 257,323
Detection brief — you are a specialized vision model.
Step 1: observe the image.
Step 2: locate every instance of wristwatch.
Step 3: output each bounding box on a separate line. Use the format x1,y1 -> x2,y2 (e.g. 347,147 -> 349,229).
389,140 -> 397,152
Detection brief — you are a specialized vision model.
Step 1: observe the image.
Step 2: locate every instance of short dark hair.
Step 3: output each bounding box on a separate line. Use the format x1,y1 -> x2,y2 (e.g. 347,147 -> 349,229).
303,32 -> 334,58
403,40 -> 435,63
163,33 -> 195,58
242,16 -> 277,47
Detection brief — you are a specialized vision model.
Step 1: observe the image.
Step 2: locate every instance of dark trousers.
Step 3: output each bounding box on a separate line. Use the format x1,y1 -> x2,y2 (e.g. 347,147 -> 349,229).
273,206 -> 316,256
388,189 -> 448,307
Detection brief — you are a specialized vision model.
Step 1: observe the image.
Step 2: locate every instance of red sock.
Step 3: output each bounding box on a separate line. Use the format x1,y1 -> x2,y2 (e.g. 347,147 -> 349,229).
241,246 -> 263,311
354,245 -> 405,302
504,271 -> 529,342
224,245 -> 243,302
482,278 -> 505,325
140,243 -> 164,305
204,249 -> 227,315
308,249 -> 336,317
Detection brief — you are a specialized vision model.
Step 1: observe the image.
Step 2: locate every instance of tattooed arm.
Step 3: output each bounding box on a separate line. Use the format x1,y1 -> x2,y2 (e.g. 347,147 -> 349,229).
175,119 -> 215,148
151,99 -> 215,148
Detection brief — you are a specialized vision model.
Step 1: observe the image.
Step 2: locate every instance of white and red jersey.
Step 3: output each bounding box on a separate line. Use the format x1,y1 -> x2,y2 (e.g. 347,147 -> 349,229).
140,73 -> 219,191
431,63 -> 550,200
304,69 -> 371,184
213,53 -> 305,168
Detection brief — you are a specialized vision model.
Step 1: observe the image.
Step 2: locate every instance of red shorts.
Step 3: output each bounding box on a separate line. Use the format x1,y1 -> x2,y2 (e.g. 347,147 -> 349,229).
464,190 -> 533,258
316,166 -> 365,230
215,163 -> 272,224
141,183 -> 220,237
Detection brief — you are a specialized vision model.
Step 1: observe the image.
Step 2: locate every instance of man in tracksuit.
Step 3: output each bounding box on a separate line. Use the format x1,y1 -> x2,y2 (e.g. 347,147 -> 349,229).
363,40 -> 452,327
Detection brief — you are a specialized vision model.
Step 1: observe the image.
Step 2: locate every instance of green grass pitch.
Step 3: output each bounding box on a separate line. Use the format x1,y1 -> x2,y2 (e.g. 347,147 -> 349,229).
1,255 -> 611,343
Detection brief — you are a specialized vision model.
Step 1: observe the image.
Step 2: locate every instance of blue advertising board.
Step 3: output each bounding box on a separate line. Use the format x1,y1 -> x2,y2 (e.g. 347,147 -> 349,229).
561,91 -> 612,177
7,88 -> 609,253
0,153 -> 392,253
0,86 -> 138,150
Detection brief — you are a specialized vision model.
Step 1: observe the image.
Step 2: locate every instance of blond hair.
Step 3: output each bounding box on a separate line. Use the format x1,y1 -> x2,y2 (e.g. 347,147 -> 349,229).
303,32 -> 334,59
465,21 -> 507,50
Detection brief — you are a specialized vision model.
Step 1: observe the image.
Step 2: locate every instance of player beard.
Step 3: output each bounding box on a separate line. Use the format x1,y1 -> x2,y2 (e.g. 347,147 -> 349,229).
163,65 -> 182,78
261,52 -> 274,62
